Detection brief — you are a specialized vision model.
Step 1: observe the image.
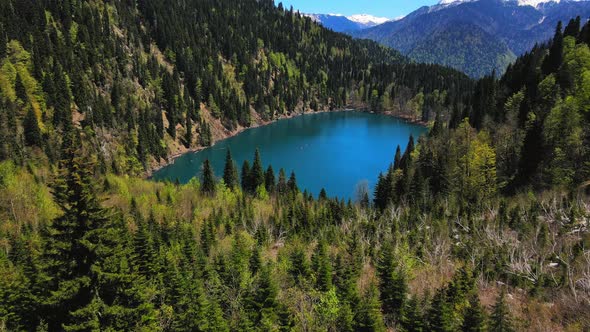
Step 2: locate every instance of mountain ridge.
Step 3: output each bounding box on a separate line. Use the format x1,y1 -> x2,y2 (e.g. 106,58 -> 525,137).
352,0 -> 590,77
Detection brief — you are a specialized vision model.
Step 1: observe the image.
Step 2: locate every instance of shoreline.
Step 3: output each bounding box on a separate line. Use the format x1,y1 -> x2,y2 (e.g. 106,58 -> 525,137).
145,108 -> 429,178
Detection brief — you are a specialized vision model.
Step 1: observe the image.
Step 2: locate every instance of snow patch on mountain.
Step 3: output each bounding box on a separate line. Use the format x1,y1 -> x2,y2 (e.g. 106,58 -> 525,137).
347,14 -> 390,25
436,0 -> 590,7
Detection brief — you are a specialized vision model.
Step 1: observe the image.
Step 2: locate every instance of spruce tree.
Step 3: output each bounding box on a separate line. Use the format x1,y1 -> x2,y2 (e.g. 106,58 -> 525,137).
402,296 -> 425,332
427,287 -> 454,332
23,107 -> 42,147
277,168 -> 288,195
377,242 -> 407,322
185,114 -> 193,147
462,295 -> 487,332
248,264 -> 279,327
490,290 -> 514,332
15,73 -> 27,103
223,149 -> 238,189
393,145 -> 402,170
288,171 -> 298,193
542,21 -> 564,75
250,148 -> 265,191
264,165 -> 275,193
0,23 -> 6,58
355,282 -> 386,332
40,130 -> 151,330
314,242 -> 332,291
241,160 -> 251,192
201,159 -> 216,195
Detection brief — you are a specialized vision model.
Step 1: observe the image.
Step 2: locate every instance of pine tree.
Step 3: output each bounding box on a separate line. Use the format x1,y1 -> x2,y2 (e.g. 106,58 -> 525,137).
289,246 -> 310,283
542,21 -> 564,75
0,23 -> 6,58
201,159 -> 216,195
185,114 -> 193,147
277,168 -> 288,195
223,149 -> 238,189
393,145 -> 402,170
490,290 -> 514,332
288,171 -> 298,193
377,242 -> 407,322
402,296 -> 424,332
563,16 -> 581,37
250,148 -> 265,191
52,63 -> 72,127
355,282 -> 386,332
23,107 -> 42,147
40,130 -> 151,330
462,295 -> 487,332
319,188 -> 328,201
248,264 -> 280,327
314,242 -> 332,291
264,165 -> 275,193
241,160 -> 251,192
15,73 -> 27,103
427,287 -> 454,332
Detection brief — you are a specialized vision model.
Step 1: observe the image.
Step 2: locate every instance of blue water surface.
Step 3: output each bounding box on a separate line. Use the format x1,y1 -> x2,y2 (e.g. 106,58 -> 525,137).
151,111 -> 427,200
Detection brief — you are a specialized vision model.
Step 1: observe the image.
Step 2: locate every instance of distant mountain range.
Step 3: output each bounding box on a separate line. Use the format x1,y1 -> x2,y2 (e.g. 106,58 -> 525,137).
304,14 -> 390,32
339,0 -> 590,77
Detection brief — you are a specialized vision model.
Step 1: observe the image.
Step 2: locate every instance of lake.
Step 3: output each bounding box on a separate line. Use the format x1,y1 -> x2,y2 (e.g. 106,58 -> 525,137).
151,111 -> 427,200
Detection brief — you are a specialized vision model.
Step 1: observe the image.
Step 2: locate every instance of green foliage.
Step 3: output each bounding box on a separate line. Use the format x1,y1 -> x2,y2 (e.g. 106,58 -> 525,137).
490,290 -> 514,332
201,159 -> 216,195
223,150 -> 239,190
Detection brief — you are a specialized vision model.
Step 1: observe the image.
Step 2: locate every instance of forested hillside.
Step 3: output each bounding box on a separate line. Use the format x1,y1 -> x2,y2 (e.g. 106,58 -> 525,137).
0,0 -> 471,175
0,0 -> 589,331
352,0 -> 590,78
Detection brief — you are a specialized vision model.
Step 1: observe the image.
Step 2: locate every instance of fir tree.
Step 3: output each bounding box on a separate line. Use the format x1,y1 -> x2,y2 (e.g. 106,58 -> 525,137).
201,159 -> 216,195
0,23 -> 6,58
241,160 -> 251,192
250,148 -> 265,191
185,114 -> 193,147
288,171 -> 298,193
427,287 -> 454,332
402,296 -> 425,332
314,242 -> 332,291
542,21 -> 564,75
15,73 -> 27,103
222,149 -> 238,189
40,130 -> 151,330
393,145 -> 402,170
490,290 -> 514,332
377,243 -> 407,322
355,282 -> 386,332
264,165 -> 275,193
23,108 -> 42,147
462,295 -> 487,332
277,168 -> 288,195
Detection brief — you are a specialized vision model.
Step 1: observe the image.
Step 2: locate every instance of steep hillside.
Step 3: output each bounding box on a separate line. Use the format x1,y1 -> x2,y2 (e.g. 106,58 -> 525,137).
0,0 -> 471,176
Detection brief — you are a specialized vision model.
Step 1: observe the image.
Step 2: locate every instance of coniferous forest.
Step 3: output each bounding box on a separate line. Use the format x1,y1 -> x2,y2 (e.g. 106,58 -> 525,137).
0,0 -> 589,331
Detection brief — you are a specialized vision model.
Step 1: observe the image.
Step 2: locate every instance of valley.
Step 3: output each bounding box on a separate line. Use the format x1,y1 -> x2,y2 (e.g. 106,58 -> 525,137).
0,0 -> 589,331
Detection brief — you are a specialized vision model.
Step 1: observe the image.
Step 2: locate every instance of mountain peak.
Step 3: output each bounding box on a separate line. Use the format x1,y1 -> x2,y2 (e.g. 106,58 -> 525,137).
347,14 -> 390,25
437,0 -> 566,7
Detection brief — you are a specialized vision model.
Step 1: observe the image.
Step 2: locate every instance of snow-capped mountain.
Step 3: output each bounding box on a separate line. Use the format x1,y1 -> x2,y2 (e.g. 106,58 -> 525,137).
437,0 -> 586,7
352,0 -> 590,77
347,14 -> 390,27
305,14 -> 390,32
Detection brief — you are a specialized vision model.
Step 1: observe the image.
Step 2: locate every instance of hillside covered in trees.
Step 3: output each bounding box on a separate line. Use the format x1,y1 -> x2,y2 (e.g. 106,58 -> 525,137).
0,0 -> 590,331
0,0 -> 471,175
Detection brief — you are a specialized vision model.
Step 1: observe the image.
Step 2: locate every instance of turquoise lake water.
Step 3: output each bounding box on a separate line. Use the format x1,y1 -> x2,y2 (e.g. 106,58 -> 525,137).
151,111 -> 427,200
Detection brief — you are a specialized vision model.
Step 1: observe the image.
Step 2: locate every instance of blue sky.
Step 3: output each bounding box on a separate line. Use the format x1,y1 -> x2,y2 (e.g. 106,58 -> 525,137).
274,0 -> 440,19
